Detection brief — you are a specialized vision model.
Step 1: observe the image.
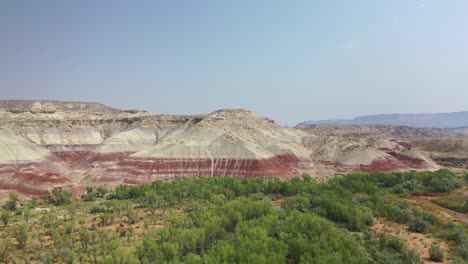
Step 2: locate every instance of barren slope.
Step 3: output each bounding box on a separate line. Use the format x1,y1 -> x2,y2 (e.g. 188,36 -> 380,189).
409,138 -> 468,169
0,100 -> 441,196
97,109 -> 311,184
0,130 -> 73,195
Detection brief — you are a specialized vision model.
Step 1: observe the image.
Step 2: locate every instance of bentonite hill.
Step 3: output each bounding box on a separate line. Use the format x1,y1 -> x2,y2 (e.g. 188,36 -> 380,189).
0,100 -> 439,196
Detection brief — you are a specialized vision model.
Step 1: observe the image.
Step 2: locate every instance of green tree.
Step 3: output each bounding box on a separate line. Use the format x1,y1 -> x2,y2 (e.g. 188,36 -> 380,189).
0,211 -> 12,227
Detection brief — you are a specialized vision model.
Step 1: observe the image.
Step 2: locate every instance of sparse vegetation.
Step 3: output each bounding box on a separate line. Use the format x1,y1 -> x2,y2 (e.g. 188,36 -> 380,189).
408,217 -> 429,233
0,169 -> 465,263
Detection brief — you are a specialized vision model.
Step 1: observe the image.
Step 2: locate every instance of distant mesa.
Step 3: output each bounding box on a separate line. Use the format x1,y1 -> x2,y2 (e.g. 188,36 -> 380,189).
0,100 -> 443,197
295,123 -> 466,139
303,111 -> 468,129
0,100 -> 120,114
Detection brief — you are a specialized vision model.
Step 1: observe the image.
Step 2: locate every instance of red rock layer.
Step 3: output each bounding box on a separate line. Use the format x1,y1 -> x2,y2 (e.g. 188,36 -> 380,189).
46,145 -> 98,166
98,154 -> 302,185
318,152 -> 433,174
276,152 -> 313,170
0,155 -> 73,196
385,151 -> 429,169
74,151 -> 137,169
317,158 -> 407,174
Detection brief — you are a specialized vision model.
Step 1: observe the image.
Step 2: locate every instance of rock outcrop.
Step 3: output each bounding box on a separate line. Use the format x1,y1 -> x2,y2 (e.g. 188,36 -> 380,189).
0,100 -> 440,196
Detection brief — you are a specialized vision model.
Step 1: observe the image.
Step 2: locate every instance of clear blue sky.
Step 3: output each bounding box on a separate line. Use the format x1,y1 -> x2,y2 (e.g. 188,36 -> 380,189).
1,0 -> 467,125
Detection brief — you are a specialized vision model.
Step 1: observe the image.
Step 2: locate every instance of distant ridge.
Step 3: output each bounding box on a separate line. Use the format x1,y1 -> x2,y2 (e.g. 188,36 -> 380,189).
304,111 -> 468,129
0,100 -> 120,113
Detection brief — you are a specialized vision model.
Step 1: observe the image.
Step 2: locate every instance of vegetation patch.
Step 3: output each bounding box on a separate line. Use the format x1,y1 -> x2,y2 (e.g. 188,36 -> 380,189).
0,169 -> 466,263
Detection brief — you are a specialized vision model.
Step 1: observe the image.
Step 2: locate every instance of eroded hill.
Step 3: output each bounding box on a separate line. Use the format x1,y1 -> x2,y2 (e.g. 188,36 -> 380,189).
0,100 -> 439,196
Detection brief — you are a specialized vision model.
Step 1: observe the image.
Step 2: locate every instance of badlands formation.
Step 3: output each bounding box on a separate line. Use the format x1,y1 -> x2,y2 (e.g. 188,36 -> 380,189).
0,100 -> 438,196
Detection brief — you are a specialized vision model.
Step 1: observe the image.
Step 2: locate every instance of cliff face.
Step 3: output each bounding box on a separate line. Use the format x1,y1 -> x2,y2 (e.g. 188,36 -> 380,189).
0,101 -> 438,196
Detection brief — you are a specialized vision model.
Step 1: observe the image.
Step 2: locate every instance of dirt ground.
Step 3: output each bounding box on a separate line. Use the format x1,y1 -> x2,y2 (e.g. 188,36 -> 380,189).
372,218 -> 449,264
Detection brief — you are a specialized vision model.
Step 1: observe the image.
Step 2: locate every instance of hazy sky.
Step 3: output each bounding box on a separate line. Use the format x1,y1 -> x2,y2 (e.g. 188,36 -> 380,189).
1,1 -> 467,125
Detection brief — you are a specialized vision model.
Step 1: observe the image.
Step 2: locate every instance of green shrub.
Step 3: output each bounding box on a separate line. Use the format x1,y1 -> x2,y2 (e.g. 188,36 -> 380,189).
429,243 -> 444,262
52,187 -> 72,205
408,217 -> 428,233
14,223 -> 29,249
89,204 -> 108,214
4,193 -> 19,211
448,227 -> 466,244
0,211 -> 12,227
455,244 -> 468,261
82,186 -> 97,201
99,213 -> 115,226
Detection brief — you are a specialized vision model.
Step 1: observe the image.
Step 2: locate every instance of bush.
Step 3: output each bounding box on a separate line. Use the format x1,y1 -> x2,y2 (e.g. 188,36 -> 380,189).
82,186 -> 97,201
408,218 -> 428,233
455,244 -> 468,261
4,193 -> 19,211
463,201 -> 468,213
52,187 -> 72,205
14,223 -> 29,249
425,169 -> 461,193
89,204 -> 108,214
384,236 -> 405,252
99,213 -> 115,226
448,227 -> 467,244
0,211 -> 12,227
429,243 -> 444,262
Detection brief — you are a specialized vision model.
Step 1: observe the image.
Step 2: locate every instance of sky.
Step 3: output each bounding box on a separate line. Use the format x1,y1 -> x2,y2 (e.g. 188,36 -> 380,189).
1,0 -> 468,126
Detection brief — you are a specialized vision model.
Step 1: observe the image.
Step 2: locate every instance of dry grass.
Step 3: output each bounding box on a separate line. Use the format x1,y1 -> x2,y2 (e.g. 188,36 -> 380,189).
372,218 -> 449,264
